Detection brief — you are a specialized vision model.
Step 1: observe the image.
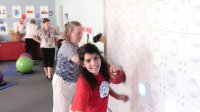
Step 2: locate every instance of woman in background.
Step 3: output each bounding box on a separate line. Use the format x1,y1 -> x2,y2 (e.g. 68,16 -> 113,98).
32,18 -> 61,80
24,19 -> 38,60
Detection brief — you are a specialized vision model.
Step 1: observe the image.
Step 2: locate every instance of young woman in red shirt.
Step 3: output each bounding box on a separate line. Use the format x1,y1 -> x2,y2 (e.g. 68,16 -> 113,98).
71,43 -> 128,112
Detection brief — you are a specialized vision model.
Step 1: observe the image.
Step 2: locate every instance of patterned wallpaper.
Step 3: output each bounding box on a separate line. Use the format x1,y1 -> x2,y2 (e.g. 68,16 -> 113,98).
105,0 -> 200,112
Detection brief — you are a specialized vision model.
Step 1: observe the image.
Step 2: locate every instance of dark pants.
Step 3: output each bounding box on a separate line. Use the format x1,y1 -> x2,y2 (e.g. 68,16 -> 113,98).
41,48 -> 55,67
25,38 -> 38,60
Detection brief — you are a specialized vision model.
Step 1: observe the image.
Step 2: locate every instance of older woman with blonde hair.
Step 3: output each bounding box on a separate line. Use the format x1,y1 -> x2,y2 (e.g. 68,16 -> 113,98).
52,21 -> 83,112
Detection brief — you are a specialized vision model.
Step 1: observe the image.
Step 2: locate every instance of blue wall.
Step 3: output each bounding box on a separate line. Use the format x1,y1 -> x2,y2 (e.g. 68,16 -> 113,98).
0,0 -> 56,41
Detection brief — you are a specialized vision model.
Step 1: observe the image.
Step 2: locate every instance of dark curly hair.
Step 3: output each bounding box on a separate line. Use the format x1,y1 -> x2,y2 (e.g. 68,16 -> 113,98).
78,43 -> 110,90
43,18 -> 50,23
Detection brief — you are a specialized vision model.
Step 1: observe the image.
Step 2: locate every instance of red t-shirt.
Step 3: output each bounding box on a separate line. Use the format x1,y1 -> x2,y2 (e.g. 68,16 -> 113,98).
71,73 -> 109,112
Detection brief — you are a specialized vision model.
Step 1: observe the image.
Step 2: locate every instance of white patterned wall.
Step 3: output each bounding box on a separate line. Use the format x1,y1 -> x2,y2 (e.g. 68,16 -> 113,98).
105,0 -> 200,112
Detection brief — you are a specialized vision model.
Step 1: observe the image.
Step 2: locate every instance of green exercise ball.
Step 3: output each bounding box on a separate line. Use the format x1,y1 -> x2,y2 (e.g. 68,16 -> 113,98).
16,57 -> 33,74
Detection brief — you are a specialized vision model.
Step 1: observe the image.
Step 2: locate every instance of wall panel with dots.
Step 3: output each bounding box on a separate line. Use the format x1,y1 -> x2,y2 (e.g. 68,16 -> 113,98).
105,0 -> 200,111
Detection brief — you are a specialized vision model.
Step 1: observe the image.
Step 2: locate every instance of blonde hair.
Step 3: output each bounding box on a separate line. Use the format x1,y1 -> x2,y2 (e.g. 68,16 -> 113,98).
63,21 -> 82,41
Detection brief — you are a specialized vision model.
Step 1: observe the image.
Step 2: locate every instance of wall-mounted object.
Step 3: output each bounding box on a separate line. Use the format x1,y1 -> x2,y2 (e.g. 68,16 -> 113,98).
49,11 -> 53,16
36,13 -> 40,18
22,14 -> 26,19
40,6 -> 48,18
0,5 -> 7,18
12,6 -> 21,18
0,22 -> 8,35
25,6 -> 34,18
